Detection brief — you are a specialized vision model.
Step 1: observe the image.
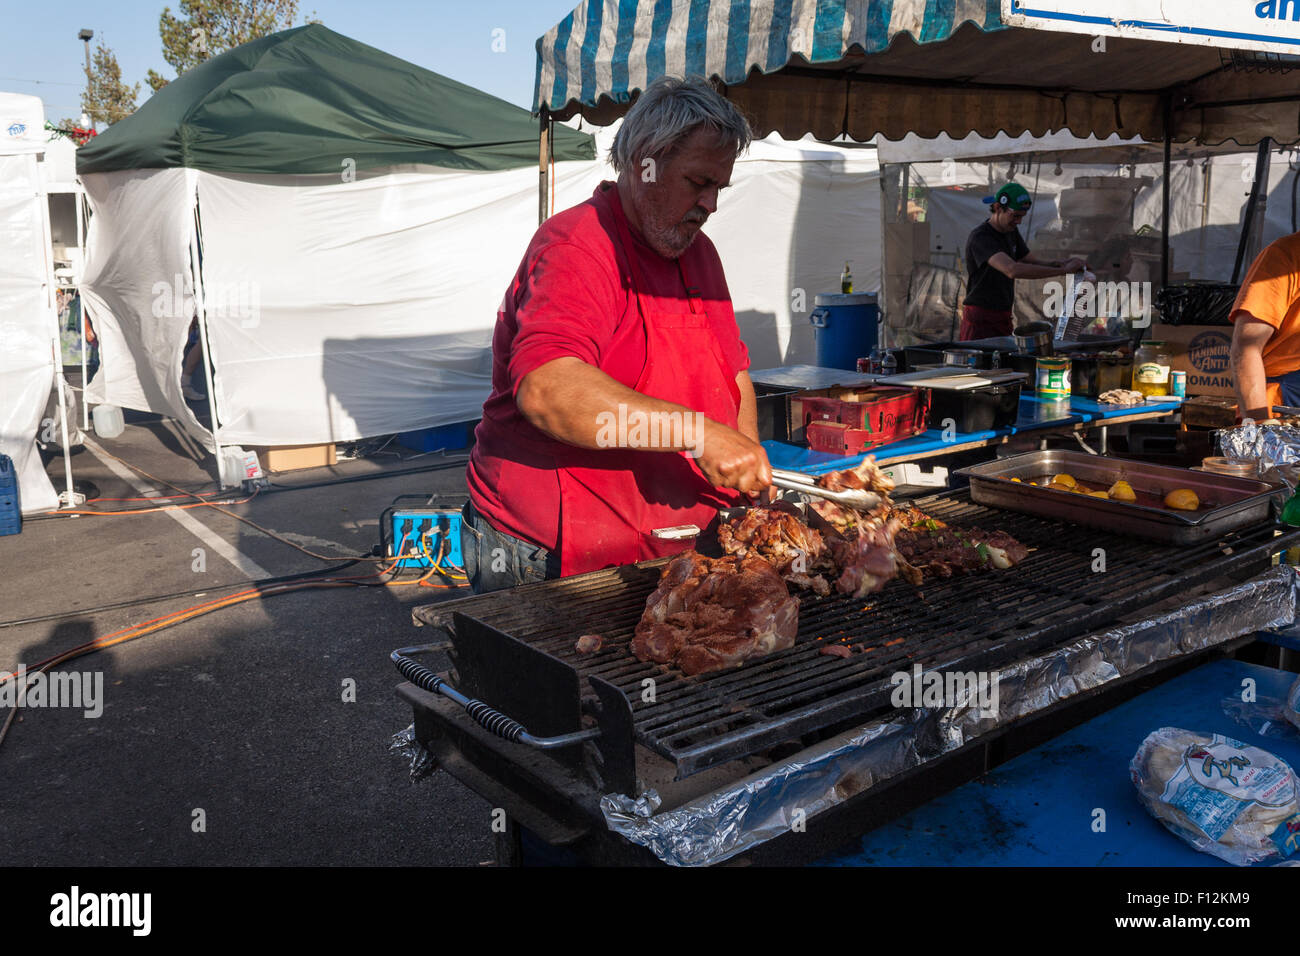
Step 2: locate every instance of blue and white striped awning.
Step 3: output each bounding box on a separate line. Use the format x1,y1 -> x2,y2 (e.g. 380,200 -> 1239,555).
535,1 -> 1002,117
534,0 -> 1300,145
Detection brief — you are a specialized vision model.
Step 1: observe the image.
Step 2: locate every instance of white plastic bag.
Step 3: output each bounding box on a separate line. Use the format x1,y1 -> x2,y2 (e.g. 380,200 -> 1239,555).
1130,728 -> 1300,865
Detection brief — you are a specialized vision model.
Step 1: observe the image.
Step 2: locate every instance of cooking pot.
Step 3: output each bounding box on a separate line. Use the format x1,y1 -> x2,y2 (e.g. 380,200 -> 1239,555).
1013,320 -> 1054,356
942,348 -> 992,369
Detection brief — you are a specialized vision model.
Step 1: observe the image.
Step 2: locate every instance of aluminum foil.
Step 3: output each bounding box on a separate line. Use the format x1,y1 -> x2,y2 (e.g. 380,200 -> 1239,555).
389,723 -> 437,781
601,566 -> 1300,866
1219,422 -> 1300,491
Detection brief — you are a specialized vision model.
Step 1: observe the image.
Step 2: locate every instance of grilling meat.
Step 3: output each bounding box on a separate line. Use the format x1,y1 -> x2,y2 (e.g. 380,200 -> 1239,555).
717,506 -> 833,595
809,458 -> 896,536
890,505 -> 1029,578
813,459 -> 904,598
829,515 -> 904,597
632,551 -> 799,676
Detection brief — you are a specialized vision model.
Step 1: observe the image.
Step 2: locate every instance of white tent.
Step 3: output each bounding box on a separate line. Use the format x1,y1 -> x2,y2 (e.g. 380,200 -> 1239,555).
0,92 -> 76,514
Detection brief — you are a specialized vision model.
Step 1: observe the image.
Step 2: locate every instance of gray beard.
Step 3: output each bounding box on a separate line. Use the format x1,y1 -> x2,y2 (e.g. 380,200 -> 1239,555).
634,196 -> 701,259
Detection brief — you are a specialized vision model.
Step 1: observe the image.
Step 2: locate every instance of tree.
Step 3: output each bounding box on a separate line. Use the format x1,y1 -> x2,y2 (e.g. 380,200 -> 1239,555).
146,0 -> 312,92
81,43 -> 140,127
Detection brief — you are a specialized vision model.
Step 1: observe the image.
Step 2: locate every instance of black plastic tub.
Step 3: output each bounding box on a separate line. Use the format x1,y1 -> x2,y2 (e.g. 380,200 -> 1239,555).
754,383 -> 798,442
927,383 -> 1022,434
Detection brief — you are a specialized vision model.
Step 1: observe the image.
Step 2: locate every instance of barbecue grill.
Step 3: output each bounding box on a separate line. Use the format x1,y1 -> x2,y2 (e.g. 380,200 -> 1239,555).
396,489 -> 1300,865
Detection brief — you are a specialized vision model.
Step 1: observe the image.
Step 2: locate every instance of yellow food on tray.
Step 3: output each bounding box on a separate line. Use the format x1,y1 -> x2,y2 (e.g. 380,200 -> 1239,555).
1164,488 -> 1199,511
1087,490 -> 1109,498
1108,480 -> 1136,502
1052,474 -> 1076,489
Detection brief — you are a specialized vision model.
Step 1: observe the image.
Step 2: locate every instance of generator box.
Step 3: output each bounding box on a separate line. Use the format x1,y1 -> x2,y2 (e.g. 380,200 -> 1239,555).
383,501 -> 464,570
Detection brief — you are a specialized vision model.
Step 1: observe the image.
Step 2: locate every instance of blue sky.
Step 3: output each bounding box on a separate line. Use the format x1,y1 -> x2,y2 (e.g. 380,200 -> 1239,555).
0,0 -> 579,124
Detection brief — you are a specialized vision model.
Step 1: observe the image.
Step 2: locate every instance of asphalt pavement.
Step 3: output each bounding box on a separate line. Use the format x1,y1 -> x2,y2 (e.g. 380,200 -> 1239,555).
0,408 -> 495,866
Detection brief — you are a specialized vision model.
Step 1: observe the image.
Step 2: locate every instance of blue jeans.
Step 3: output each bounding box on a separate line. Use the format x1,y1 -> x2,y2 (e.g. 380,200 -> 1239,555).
459,501 -> 561,594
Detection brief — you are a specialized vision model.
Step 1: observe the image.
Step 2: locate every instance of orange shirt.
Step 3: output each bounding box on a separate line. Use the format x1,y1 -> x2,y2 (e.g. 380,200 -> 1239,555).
1231,232 -> 1300,377
1230,232 -> 1300,409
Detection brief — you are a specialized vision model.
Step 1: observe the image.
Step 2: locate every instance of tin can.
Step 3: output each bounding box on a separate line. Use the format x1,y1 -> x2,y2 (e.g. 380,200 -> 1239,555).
1171,369 -> 1186,398
1036,356 -> 1071,401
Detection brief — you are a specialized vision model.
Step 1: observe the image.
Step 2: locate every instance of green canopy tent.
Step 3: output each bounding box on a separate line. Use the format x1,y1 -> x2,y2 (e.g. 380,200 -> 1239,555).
79,23 -> 594,175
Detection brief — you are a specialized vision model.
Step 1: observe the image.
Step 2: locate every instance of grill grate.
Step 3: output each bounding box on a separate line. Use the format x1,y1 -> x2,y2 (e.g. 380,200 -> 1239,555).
420,491 -> 1294,777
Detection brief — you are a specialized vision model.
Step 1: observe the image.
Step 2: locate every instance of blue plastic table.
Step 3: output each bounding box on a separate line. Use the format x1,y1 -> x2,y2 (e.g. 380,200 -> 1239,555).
767,395 -> 1182,475
813,658 -> 1300,866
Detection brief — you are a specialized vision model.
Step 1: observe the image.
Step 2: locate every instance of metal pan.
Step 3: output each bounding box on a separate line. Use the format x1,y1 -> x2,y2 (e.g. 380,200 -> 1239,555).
955,450 -> 1284,544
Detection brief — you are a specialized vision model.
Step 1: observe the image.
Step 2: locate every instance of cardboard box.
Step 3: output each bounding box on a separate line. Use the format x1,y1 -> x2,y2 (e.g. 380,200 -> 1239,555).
254,443 -> 337,473
1147,323 -> 1234,398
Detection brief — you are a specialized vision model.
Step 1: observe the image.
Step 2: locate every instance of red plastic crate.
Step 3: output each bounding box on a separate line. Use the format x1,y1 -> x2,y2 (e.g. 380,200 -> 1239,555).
799,387 -> 929,452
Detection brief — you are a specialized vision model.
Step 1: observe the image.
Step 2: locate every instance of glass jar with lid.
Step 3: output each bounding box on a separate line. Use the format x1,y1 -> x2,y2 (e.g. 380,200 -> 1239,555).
1131,341 -> 1172,396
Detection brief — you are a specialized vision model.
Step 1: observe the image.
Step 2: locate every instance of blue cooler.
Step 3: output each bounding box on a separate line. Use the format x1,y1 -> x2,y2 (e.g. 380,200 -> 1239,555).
0,454 -> 20,536
810,293 -> 879,371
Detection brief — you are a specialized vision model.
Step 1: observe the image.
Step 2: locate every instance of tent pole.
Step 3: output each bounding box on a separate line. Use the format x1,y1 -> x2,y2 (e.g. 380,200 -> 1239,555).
1232,139 -> 1271,284
189,208 -> 224,483
76,188 -> 89,431
33,153 -> 81,508
1160,95 -> 1171,291
52,339 -> 79,507
539,106 -> 550,225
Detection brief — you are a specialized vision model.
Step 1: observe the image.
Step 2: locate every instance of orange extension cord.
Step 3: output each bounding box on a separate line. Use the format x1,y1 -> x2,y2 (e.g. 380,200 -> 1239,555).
4,451 -> 474,749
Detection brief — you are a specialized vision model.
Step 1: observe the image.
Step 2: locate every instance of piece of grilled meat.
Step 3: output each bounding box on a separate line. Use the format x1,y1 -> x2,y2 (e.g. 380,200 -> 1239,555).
632,551 -> 799,676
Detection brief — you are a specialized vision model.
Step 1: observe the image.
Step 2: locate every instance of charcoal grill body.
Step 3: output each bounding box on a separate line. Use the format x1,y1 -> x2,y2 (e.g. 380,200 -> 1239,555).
398,490 -> 1300,865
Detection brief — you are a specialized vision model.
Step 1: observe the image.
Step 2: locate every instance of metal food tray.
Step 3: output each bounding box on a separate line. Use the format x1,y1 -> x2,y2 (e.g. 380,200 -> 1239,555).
955,450 -> 1283,544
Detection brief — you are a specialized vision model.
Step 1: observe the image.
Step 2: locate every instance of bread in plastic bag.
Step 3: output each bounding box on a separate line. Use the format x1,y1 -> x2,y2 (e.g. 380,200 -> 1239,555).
1287,676 -> 1300,734
1130,728 -> 1300,865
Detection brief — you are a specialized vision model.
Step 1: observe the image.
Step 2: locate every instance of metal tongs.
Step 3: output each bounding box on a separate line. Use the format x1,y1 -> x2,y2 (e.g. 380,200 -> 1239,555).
770,468 -> 882,511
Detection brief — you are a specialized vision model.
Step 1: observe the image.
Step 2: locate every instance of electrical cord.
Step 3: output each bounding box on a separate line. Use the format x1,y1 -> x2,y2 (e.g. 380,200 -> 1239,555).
53,445 -> 398,563
0,559 -> 362,630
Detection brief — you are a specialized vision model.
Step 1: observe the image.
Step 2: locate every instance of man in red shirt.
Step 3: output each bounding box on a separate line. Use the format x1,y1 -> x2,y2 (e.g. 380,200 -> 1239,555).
463,77 -> 771,592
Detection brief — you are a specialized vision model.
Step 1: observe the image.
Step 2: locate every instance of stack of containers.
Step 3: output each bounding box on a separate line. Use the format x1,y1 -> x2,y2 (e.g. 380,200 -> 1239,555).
0,454 -> 21,536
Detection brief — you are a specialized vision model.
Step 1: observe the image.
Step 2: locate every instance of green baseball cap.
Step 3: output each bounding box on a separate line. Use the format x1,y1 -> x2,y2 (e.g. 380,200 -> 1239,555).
984,182 -> 1033,211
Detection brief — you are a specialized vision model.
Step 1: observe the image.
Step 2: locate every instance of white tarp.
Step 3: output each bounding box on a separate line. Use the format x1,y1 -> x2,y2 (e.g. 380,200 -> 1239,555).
0,150 -> 58,513
903,148 -> 1300,285
79,129 -> 880,446
876,130 -> 1143,165
0,93 -> 62,514
80,168 -> 208,444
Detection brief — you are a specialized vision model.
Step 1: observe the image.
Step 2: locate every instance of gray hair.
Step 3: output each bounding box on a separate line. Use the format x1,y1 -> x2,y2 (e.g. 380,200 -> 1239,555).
609,76 -> 752,174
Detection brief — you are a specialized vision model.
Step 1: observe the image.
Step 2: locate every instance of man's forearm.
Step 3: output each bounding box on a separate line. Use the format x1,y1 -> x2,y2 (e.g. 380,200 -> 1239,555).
1232,347 -> 1271,421
1011,261 -> 1075,280
517,356 -> 707,452
735,371 -> 759,443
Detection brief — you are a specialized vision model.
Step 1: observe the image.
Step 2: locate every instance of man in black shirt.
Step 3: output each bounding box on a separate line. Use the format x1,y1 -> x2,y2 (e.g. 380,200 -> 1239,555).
960,183 -> 1087,340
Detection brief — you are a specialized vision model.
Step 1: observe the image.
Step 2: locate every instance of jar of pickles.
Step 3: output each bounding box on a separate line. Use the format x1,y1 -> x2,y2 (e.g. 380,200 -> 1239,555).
1132,341 -> 1172,396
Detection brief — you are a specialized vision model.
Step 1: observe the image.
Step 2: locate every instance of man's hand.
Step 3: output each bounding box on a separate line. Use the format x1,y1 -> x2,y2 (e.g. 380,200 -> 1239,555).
697,418 -> 772,494
1062,256 -> 1088,273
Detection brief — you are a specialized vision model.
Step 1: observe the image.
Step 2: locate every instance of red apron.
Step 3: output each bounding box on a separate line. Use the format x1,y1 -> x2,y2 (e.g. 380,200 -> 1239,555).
555,204 -> 742,574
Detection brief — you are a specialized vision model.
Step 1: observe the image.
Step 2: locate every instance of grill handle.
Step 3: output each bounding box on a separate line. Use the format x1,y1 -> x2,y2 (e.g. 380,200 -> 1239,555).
391,647 -> 601,750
